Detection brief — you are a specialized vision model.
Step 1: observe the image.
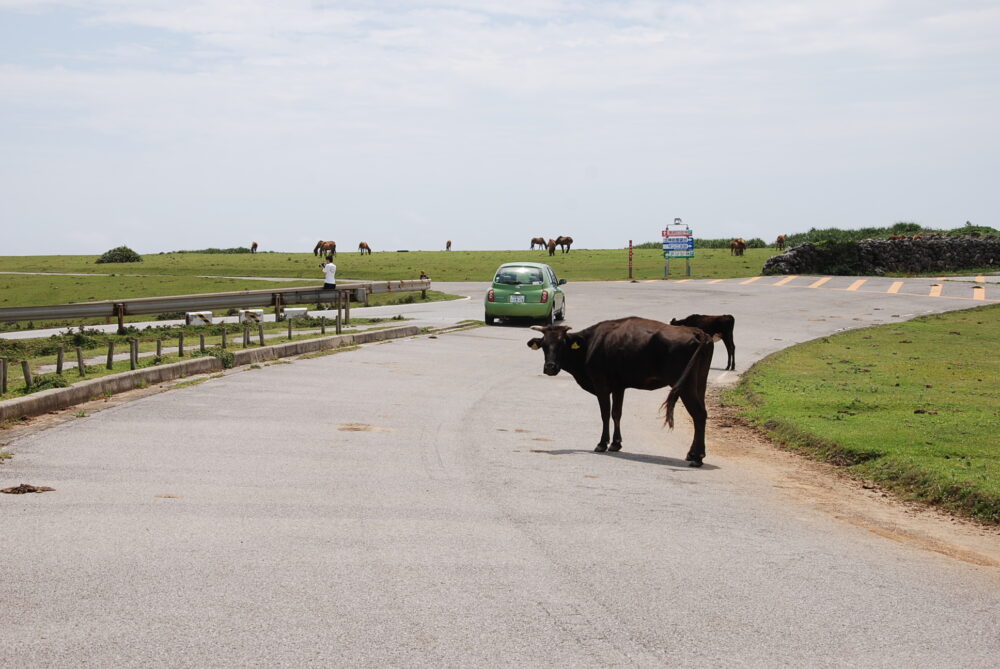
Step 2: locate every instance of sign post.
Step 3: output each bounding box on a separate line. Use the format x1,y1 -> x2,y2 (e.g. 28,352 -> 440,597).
662,217 -> 694,278
628,240 -> 633,280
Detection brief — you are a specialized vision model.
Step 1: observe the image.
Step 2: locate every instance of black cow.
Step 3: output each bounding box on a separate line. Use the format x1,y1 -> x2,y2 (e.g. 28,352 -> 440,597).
527,317 -> 714,467
669,314 -> 736,371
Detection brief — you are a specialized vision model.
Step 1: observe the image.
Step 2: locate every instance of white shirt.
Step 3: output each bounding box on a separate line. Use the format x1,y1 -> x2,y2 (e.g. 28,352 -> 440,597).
322,263 -> 337,284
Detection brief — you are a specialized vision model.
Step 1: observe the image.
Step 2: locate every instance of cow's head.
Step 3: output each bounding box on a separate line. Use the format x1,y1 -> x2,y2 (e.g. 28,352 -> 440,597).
527,324 -> 583,376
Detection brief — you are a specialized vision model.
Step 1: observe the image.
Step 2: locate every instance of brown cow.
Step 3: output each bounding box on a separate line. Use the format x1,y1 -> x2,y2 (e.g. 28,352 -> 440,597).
250,241 -> 258,254
547,239 -> 557,256
446,240 -> 452,251
556,235 -> 573,253
670,314 -> 736,371
527,317 -> 714,466
531,237 -> 547,250
730,238 -> 746,256
313,240 -> 336,256
775,235 -> 785,251
358,241 -> 372,255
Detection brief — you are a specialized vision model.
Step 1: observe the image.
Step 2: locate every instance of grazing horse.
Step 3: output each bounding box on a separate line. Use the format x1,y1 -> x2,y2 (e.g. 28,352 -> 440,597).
775,235 -> 785,251
531,237 -> 547,250
358,241 -> 372,255
314,240 -> 336,257
547,239 -> 557,256
730,238 -> 746,256
556,236 -> 573,253
250,241 -> 258,254
446,240 -> 452,251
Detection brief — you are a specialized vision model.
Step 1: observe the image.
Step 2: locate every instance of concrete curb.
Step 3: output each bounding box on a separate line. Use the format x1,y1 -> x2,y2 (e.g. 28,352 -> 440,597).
0,325 -> 421,423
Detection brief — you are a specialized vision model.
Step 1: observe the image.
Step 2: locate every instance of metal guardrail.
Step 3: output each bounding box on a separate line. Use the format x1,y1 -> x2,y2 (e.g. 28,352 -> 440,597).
0,279 -> 432,324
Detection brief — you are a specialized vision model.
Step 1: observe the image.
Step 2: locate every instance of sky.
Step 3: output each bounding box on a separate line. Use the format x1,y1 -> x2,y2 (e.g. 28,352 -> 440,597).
1,1 -> 998,254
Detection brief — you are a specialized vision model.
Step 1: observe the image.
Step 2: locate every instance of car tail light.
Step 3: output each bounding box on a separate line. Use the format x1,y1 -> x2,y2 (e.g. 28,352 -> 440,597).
487,289 -> 495,302
540,290 -> 549,303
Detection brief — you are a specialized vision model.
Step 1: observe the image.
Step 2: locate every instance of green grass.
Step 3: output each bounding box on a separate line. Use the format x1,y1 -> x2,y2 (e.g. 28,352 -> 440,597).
0,317 -> 419,399
0,248 -> 779,283
726,303 -> 1000,524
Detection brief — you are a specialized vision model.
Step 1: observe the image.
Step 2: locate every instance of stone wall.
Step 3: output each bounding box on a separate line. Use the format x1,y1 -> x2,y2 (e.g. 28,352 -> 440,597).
762,236 -> 1000,276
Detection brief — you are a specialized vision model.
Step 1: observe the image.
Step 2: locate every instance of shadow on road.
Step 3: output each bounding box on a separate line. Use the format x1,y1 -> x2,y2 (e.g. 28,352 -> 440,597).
531,448 -> 719,470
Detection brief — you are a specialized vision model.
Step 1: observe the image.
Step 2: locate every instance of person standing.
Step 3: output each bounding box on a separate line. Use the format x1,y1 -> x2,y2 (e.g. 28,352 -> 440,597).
320,257 -> 337,289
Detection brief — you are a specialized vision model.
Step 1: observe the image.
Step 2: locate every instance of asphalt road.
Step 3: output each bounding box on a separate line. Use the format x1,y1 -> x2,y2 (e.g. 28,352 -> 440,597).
2,276 -> 998,667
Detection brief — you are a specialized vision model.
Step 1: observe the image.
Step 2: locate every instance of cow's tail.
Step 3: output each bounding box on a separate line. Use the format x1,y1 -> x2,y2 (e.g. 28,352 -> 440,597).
661,336 -> 709,429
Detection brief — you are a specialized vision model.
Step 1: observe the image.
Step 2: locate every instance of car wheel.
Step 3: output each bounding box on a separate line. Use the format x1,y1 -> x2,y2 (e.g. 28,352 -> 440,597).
541,307 -> 555,326
556,302 -> 566,321
485,313 -> 495,325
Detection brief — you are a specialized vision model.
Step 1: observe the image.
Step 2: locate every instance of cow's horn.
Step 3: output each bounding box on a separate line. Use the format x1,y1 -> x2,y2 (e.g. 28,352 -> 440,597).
530,325 -> 546,331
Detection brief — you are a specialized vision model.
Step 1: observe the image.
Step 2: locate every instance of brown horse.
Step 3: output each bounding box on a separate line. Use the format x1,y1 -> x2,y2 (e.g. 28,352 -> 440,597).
547,239 -> 557,256
314,240 -> 336,257
531,237 -> 547,250
556,236 -> 573,253
446,240 -> 452,251
358,241 -> 372,255
250,241 -> 258,254
730,238 -> 746,256
775,235 -> 785,251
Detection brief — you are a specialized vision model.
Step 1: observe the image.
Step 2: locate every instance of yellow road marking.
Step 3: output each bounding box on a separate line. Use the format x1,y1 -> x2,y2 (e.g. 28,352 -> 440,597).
846,280 -> 866,291
808,277 -> 832,288
708,279 -> 726,284
740,276 -> 762,285
675,279 -> 692,283
929,284 -> 943,297
888,281 -> 903,294
773,275 -> 797,286
973,285 -> 986,301
976,275 -> 986,283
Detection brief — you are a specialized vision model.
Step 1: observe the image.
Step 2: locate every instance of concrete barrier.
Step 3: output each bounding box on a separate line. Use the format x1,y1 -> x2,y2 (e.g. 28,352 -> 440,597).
0,325 -> 421,423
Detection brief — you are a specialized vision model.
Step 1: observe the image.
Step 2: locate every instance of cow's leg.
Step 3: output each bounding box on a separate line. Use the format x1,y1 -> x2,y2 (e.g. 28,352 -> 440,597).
608,388 -> 625,451
680,391 -> 708,467
594,393 -> 611,452
724,336 -> 736,371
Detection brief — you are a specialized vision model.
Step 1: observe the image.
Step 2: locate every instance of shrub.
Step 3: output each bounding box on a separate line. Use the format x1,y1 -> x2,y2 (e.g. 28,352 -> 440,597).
96,246 -> 143,264
18,373 -> 70,395
194,346 -> 235,369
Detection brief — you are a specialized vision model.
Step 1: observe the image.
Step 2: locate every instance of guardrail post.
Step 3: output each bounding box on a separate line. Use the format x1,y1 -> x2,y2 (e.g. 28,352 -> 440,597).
274,293 -> 284,321
199,333 -> 206,353
0,357 -> 7,394
221,328 -> 227,349
129,339 -> 137,370
287,318 -> 292,340
115,303 -> 126,334
107,341 -> 115,369
56,346 -> 64,375
344,292 -> 350,325
258,324 -> 265,346
76,347 -> 86,376
178,333 -> 185,357
156,339 -> 162,358
320,318 -> 325,335
21,360 -> 32,388
243,325 -> 250,348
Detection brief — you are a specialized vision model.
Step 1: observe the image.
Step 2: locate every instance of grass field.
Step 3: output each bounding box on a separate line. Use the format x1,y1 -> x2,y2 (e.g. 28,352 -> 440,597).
0,248 -> 777,283
726,303 -> 1000,524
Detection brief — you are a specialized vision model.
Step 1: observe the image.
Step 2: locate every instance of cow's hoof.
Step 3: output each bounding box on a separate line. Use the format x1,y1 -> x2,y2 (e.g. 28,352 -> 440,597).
688,459 -> 704,468
594,444 -> 608,453
608,442 -> 622,452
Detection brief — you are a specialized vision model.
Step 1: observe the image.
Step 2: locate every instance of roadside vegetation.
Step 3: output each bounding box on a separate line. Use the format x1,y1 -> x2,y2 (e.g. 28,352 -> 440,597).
0,316 -> 415,400
725,304 -> 1000,524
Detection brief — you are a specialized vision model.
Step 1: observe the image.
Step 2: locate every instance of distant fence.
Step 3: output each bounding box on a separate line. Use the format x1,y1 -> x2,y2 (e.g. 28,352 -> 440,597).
0,280 -> 431,326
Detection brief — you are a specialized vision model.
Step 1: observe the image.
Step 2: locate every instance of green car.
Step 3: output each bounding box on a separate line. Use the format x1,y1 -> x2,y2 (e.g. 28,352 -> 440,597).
484,262 -> 567,325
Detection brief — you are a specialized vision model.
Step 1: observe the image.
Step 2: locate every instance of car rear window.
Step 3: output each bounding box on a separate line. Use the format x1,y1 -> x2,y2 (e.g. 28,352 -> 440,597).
494,267 -> 544,285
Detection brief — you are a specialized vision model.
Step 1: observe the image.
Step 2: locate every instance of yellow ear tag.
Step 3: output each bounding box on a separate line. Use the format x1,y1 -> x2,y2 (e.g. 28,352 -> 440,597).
571,341 -> 581,350
529,342 -> 540,350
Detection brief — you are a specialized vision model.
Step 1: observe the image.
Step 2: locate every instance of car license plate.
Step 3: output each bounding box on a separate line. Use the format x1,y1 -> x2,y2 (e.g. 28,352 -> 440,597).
509,295 -> 525,303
